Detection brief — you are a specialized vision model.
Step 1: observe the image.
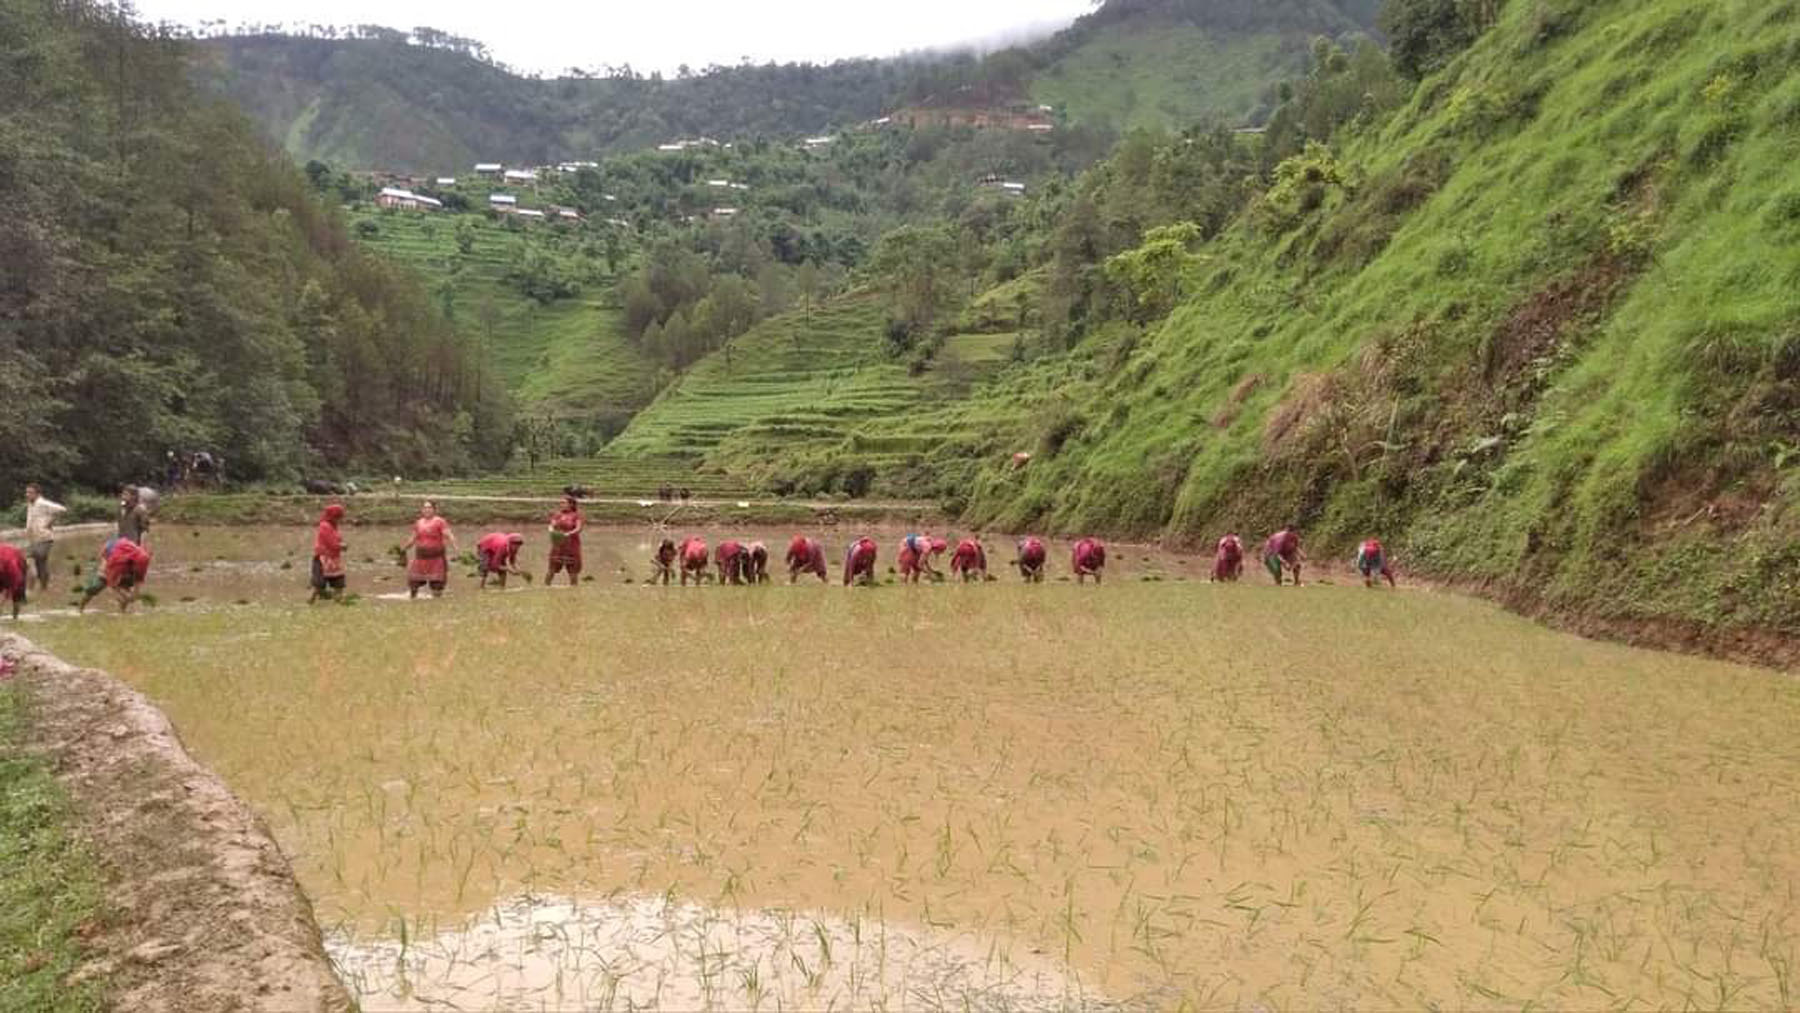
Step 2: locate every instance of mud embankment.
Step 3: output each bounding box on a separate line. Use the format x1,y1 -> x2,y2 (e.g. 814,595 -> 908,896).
0,634 -> 351,1012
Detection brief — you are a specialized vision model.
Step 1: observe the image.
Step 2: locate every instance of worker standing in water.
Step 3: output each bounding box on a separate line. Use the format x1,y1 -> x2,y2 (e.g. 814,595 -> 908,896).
786,536 -> 828,583
1072,538 -> 1107,584
843,537 -> 878,586
402,500 -> 458,598
1263,527 -> 1305,586
715,540 -> 746,585
309,503 -> 348,603
652,539 -> 679,585
22,483 -> 66,593
478,532 -> 528,590
679,537 -> 710,585
744,541 -> 771,584
1354,537 -> 1397,588
79,537 -> 150,613
546,494 -> 584,587
897,534 -> 946,583
1211,533 -> 1245,583
1016,537 -> 1047,582
950,538 -> 987,582
0,543 -> 28,620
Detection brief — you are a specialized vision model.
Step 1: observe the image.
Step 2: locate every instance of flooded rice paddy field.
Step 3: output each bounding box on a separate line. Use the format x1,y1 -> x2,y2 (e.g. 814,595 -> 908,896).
18,525 -> 1800,1010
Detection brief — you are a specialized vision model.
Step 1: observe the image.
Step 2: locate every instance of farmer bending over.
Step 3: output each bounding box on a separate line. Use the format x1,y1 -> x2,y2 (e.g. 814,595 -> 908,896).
1354,538 -> 1397,588
478,532 -> 528,589
1263,528 -> 1305,586
786,536 -> 828,583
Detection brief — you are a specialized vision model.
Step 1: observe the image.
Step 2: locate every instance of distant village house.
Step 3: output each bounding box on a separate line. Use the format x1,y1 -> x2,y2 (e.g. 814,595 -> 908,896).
376,187 -> 443,211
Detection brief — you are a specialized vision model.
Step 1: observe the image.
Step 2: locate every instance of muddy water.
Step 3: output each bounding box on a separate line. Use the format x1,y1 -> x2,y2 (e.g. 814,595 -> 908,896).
22,525 -> 1800,1010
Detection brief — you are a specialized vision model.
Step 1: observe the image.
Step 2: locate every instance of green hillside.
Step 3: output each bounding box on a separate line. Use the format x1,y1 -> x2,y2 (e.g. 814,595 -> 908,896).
957,0 -> 1800,637
194,0 -> 1380,173
1030,0 -> 1379,130
344,209 -> 656,437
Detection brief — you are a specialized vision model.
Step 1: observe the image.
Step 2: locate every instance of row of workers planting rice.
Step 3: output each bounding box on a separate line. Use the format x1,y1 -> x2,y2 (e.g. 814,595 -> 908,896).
0,483 -> 157,616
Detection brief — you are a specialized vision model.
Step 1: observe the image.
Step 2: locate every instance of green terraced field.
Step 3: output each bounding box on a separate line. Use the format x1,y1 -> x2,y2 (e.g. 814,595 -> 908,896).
347,208 -> 658,430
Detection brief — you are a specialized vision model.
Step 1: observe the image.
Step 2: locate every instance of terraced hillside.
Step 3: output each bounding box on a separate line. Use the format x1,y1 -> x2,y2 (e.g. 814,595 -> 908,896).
346,209 -> 657,436
603,294 -> 1019,497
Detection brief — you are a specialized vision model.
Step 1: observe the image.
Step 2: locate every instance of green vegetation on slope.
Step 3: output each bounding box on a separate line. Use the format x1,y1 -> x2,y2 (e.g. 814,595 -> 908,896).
0,685 -> 104,1012
0,0 -> 510,490
345,210 -> 656,442
1033,23 -> 1298,131
941,0 -> 1800,636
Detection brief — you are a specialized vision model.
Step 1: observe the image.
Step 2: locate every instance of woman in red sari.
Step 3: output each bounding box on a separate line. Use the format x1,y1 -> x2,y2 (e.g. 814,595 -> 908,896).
403,500 -> 458,598
309,503 -> 347,602
546,494 -> 584,586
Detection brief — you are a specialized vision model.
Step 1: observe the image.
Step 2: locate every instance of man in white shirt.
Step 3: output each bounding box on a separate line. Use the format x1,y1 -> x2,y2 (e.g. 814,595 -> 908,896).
23,483 -> 66,592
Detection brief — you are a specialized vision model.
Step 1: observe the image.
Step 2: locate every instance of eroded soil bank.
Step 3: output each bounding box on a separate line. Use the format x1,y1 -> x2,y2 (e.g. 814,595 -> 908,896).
0,634 -> 351,1012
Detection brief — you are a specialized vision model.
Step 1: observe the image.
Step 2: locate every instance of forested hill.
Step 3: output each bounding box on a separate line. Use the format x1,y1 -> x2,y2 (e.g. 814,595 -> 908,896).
0,0 -> 510,490
194,35 -> 912,173
195,0 -> 1380,172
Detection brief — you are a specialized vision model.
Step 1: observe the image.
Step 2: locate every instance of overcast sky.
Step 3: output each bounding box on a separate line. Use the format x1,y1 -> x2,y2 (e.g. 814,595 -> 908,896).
131,0 -> 1094,75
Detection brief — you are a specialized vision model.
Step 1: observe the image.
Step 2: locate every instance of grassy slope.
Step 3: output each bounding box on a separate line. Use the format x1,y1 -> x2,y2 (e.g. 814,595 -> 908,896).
0,685 -> 104,1011
1033,23 -> 1300,130
347,209 -> 658,430
949,0 -> 1800,637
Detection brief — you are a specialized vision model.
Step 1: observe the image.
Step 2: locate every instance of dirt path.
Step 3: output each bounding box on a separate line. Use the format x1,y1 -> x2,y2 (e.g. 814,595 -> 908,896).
0,634 -> 351,1012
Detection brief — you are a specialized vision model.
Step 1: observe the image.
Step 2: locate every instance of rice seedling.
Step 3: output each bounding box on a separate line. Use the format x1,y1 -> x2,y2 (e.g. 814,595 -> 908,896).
23,527 -> 1800,1009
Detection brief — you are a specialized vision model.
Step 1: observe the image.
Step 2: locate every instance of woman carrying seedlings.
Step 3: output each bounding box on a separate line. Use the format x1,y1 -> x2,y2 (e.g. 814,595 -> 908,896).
679,537 -> 710,585
309,503 -> 348,603
652,538 -> 679,585
0,543 -> 27,620
1263,527 -> 1305,586
478,532 -> 528,589
546,494 -> 584,586
786,535 -> 828,583
843,537 -> 879,586
1016,537 -> 1047,582
403,500 -> 458,599
1072,538 -> 1108,584
1211,533 -> 1245,583
950,538 -> 987,582
1354,537 -> 1397,588
897,534 -> 947,583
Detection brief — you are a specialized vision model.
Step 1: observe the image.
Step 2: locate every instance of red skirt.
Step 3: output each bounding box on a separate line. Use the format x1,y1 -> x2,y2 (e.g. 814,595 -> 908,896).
409,549 -> 448,584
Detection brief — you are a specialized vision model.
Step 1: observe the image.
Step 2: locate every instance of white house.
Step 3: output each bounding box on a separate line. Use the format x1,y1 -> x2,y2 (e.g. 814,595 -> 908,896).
504,169 -> 538,183
711,207 -> 740,219
516,208 -> 546,220
802,136 -> 835,149
435,177 -> 457,186
376,187 -> 441,211
489,194 -> 518,209
474,162 -> 503,175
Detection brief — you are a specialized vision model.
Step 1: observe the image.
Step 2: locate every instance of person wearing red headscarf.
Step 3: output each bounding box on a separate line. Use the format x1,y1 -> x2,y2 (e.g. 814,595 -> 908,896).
715,540 -> 746,585
403,500 -> 458,598
80,538 -> 151,613
546,495 -> 584,587
843,537 -> 878,586
786,536 -> 828,583
679,537 -> 710,586
478,532 -> 528,589
309,503 -> 348,602
1211,534 -> 1244,583
652,538 -> 679,585
1016,537 -> 1047,582
0,543 -> 27,620
1354,538 -> 1397,588
950,539 -> 987,582
1072,538 -> 1107,584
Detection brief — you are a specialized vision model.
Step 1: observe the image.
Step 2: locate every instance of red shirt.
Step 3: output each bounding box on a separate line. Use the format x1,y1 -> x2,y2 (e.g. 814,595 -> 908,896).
1266,530 -> 1299,559
414,517 -> 449,553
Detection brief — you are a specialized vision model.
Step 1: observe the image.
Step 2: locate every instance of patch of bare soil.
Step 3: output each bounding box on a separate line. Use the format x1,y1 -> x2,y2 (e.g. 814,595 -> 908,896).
0,634 -> 352,1012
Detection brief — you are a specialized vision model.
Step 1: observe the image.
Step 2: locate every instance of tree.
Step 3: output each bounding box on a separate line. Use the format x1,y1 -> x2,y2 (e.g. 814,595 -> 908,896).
455,219 -> 476,255
1104,222 -> 1205,322
870,225 -> 959,339
1380,0 -> 1495,80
